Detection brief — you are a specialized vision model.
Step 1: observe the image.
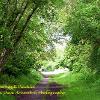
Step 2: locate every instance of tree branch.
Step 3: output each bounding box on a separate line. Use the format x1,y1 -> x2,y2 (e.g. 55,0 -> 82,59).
14,4 -> 38,46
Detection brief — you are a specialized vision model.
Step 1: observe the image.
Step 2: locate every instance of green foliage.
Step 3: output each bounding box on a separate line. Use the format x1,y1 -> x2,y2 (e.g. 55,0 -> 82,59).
0,69 -> 42,100
0,0 -> 60,65
64,0 -> 100,43
0,69 -> 42,85
0,1 -> 100,100
0,95 -> 15,100
62,41 -> 92,72
16,70 -> 42,85
0,0 -> 58,76
63,0 -> 100,72
0,27 -> 13,49
52,72 -> 100,100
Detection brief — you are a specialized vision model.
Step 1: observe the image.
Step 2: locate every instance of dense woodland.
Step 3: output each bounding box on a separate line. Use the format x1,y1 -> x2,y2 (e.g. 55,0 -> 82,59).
0,0 -> 100,100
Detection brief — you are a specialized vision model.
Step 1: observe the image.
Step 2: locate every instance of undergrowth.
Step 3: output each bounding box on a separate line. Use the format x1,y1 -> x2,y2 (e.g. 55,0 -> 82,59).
52,71 -> 100,100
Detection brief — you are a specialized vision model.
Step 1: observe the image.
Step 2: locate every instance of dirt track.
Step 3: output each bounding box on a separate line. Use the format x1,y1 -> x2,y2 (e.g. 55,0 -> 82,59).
16,75 -> 63,100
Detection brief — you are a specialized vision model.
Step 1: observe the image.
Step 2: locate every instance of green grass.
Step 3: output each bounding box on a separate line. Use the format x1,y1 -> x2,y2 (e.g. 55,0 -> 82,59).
0,95 -> 15,100
0,69 -> 42,86
52,72 -> 84,85
52,72 -> 100,100
0,69 -> 43,100
16,70 -> 43,86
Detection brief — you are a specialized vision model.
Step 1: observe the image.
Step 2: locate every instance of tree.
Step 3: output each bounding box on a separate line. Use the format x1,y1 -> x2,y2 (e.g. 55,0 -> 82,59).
0,0 -> 64,74
0,0 -> 51,70
64,0 -> 100,71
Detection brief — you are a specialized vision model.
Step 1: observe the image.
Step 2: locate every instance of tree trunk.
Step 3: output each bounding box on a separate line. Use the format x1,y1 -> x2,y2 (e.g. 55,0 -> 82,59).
0,48 -> 12,70
0,4 -> 38,71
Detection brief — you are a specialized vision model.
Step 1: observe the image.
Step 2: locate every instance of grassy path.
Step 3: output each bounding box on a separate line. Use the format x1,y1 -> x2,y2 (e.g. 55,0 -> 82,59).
16,75 -> 63,100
